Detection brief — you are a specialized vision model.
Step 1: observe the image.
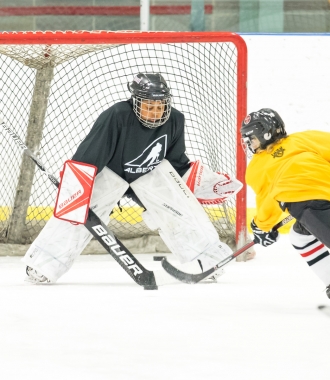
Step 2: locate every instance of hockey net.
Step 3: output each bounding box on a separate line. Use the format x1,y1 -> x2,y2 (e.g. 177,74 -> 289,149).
0,31 -> 247,250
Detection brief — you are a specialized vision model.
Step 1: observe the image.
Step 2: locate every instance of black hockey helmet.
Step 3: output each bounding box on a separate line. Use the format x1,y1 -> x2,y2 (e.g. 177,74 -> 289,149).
127,73 -> 172,129
240,108 -> 287,154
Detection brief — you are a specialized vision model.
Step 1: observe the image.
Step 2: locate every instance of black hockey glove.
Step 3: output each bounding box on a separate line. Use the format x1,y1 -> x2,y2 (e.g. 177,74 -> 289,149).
251,219 -> 279,247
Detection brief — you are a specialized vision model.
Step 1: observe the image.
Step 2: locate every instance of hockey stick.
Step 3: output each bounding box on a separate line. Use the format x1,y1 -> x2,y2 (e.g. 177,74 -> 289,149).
1,119 -> 158,289
162,214 -> 294,284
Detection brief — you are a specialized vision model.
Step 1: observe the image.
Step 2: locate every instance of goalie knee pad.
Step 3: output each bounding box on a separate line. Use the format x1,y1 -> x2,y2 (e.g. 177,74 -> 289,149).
130,159 -> 232,265
23,167 -> 129,282
289,224 -> 330,285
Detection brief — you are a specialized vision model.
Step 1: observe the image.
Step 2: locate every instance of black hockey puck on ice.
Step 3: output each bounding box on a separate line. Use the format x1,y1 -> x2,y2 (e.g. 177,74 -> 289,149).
144,285 -> 158,290
153,256 -> 166,261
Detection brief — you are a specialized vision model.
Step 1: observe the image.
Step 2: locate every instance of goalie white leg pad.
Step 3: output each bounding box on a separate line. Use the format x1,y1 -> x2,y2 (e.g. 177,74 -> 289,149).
289,227 -> 330,286
22,167 -> 129,282
130,159 -> 232,266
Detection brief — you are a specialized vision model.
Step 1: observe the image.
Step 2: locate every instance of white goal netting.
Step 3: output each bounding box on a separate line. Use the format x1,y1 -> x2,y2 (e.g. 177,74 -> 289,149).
0,31 -> 247,249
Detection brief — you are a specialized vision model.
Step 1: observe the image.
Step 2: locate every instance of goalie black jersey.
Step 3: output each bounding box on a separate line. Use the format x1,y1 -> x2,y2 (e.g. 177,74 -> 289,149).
72,100 -> 190,183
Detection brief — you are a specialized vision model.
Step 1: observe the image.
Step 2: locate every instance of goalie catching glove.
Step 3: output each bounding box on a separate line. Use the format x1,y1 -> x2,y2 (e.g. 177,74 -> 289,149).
251,219 -> 279,247
182,160 -> 243,205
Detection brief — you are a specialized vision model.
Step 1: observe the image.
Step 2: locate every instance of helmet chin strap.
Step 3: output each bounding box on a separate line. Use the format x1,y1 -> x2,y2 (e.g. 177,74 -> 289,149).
254,146 -> 262,154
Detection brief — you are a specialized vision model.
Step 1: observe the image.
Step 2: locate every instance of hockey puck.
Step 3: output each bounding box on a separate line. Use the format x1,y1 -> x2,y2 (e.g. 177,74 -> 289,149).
153,256 -> 166,261
144,285 -> 158,290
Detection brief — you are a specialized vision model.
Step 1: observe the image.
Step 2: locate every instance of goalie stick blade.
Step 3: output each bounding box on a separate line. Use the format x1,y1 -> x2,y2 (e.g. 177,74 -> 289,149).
85,210 -> 157,288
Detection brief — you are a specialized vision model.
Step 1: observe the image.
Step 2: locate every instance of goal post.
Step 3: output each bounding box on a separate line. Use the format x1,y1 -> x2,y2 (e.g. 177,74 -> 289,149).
0,30 -> 247,252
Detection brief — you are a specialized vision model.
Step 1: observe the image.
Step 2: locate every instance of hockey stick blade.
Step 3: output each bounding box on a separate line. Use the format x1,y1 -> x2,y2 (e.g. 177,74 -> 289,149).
162,214 -> 294,284
1,120 -> 157,289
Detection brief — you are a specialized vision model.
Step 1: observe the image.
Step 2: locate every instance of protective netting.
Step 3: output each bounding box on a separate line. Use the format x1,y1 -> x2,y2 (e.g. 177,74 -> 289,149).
0,32 -> 245,248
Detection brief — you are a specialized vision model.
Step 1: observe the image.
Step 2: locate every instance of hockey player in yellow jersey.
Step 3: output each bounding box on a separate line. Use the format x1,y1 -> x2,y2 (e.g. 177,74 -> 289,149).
241,108 -> 330,298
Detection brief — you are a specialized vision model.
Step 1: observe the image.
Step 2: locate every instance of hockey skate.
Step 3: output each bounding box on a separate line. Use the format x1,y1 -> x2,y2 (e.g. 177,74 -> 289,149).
25,266 -> 51,284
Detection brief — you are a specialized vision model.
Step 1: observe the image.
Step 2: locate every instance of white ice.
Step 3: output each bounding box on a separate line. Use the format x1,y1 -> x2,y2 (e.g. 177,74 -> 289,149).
0,235 -> 329,380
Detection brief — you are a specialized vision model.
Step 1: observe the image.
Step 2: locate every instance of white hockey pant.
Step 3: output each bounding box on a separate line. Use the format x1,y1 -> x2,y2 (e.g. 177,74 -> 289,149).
23,167 -> 129,282
130,159 -> 232,268
289,227 -> 330,285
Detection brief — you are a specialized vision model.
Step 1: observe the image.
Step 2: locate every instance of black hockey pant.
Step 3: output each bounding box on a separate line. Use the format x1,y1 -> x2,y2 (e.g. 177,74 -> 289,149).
282,200 -> 330,248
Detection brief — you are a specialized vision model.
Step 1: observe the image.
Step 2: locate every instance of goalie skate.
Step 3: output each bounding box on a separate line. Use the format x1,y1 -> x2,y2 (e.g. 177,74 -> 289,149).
25,266 -> 51,284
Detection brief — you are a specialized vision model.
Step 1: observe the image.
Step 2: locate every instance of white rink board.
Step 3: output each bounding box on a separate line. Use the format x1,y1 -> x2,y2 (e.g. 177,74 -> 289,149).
243,34 -> 330,207
245,34 -> 330,133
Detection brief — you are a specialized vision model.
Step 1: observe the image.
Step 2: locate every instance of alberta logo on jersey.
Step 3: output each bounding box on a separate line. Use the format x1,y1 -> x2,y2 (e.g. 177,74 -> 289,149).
124,135 -> 167,174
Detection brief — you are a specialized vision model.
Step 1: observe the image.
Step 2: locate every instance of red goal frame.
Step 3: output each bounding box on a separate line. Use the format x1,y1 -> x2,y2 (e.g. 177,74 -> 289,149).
0,30 -> 247,246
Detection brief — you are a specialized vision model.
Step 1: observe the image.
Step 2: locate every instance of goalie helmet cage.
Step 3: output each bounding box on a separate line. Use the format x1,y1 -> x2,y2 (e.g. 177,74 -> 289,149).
0,30 -> 247,251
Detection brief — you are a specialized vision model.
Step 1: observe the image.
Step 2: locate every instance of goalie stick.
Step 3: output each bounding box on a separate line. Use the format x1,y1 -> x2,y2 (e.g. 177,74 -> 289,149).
1,119 -> 157,289
162,214 -> 294,284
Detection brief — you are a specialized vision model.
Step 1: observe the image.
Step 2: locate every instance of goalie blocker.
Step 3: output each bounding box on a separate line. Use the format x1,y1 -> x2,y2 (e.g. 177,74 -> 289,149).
54,160 -> 97,224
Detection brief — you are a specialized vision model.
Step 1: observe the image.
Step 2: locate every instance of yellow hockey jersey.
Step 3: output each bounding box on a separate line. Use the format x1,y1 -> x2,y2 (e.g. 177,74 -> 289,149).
246,130 -> 330,232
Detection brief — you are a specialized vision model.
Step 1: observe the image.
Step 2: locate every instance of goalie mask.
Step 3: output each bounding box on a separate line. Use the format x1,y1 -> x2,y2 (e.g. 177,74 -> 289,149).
240,108 -> 287,154
128,73 -> 172,129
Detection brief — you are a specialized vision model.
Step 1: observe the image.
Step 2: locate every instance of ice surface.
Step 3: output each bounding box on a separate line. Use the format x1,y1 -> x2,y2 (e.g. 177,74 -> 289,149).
0,235 -> 329,380
1,35 -> 330,379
